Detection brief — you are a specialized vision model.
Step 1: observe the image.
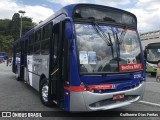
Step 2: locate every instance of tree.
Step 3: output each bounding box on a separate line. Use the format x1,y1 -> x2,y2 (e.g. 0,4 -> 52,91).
22,17 -> 36,35
0,35 -> 13,52
9,13 -> 36,40
0,19 -> 11,36
9,13 -> 21,40
0,13 -> 36,56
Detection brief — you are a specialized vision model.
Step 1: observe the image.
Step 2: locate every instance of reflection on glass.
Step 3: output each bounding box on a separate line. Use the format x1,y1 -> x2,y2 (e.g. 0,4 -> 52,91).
75,24 -> 141,73
119,30 -> 141,64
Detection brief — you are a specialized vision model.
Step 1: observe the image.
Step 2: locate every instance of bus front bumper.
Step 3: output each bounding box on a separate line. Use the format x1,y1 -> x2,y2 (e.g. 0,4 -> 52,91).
70,82 -> 145,111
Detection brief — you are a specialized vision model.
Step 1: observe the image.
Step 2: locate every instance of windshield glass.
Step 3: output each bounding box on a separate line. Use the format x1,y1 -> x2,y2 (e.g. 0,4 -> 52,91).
147,49 -> 160,62
75,24 -> 142,73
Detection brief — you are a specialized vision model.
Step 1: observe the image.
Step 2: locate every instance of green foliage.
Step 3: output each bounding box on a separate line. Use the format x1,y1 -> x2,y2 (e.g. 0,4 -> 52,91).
10,13 -> 21,40
0,13 -> 36,40
22,17 -> 36,35
0,19 -> 11,35
0,13 -> 36,54
0,35 -> 13,52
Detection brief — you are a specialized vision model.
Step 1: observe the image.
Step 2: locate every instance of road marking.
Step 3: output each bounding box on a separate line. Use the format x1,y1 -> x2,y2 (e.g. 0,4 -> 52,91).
146,82 -> 160,84
139,100 -> 160,107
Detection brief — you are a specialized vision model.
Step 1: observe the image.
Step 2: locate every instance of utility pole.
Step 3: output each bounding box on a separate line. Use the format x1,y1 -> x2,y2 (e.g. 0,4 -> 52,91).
18,10 -> 26,38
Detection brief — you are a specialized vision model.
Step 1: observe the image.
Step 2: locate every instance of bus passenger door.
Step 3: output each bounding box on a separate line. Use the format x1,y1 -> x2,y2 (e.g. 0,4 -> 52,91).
49,21 -> 65,106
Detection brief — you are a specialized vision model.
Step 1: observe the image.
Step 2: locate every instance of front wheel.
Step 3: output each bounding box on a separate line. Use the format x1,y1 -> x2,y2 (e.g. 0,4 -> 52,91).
39,78 -> 54,107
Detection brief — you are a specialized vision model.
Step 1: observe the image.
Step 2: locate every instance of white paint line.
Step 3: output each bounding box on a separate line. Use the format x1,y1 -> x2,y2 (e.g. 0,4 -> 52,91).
139,100 -> 160,107
146,82 -> 160,84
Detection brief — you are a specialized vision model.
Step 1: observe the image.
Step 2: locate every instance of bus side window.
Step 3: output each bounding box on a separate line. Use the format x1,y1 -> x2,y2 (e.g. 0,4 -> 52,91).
41,23 -> 51,55
34,43 -> 41,54
25,40 -> 28,55
41,40 -> 49,55
33,29 -> 41,55
35,29 -> 41,42
28,34 -> 34,55
27,39 -> 30,55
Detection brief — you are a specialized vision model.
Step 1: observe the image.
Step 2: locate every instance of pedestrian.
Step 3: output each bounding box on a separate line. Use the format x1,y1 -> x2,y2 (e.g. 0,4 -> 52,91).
156,60 -> 160,82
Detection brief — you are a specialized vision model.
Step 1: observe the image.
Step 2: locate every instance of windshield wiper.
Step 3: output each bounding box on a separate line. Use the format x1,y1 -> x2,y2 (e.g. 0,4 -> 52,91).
92,21 -> 115,58
92,21 -> 112,46
116,26 -> 127,44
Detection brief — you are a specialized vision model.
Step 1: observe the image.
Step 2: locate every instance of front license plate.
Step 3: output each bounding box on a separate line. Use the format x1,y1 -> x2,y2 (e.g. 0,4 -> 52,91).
112,93 -> 125,100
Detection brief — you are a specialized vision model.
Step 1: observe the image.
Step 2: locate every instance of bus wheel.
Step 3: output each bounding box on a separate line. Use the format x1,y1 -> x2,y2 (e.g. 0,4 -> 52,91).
40,79 -> 53,107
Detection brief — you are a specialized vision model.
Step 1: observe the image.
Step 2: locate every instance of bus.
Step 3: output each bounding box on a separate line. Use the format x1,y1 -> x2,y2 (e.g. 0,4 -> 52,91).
144,42 -> 160,76
12,4 -> 145,111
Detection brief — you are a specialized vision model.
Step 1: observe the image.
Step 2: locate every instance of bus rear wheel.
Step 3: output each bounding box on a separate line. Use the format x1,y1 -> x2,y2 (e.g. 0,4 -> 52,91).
39,78 -> 54,107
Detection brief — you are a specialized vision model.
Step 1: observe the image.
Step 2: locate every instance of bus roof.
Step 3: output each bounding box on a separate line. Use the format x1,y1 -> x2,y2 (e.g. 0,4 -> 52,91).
35,3 -> 137,29
15,3 -> 137,43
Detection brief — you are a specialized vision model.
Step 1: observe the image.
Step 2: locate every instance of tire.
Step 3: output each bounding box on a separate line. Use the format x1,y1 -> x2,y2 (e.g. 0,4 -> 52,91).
39,78 -> 54,107
151,72 -> 156,76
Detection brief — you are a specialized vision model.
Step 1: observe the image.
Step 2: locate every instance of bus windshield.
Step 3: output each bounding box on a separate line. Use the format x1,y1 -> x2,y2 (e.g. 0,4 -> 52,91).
75,24 -> 142,73
147,49 -> 160,62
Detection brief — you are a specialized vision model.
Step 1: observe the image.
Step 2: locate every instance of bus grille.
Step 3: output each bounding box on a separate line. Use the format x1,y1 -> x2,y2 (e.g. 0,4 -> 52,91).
89,95 -> 139,108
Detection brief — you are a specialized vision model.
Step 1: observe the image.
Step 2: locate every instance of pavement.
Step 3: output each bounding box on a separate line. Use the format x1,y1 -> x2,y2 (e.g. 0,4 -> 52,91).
0,61 -> 160,120
0,62 -> 56,111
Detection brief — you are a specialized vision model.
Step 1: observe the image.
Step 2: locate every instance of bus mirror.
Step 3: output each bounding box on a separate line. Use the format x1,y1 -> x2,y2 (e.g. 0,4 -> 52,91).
65,18 -> 74,40
65,18 -> 74,50
65,22 -> 73,40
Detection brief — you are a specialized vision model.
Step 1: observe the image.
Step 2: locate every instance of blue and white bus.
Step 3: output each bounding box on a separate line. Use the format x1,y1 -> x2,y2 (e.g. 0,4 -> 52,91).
12,4 -> 145,111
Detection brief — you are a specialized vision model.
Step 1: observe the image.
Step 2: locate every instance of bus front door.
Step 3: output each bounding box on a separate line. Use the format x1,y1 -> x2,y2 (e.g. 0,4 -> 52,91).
49,21 -> 65,106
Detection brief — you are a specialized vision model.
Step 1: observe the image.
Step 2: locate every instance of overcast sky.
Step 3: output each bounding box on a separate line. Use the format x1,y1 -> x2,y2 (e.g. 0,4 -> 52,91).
0,0 -> 160,33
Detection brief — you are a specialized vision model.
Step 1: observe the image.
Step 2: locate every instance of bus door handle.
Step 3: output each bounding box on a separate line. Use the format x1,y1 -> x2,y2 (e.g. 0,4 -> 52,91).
51,68 -> 59,76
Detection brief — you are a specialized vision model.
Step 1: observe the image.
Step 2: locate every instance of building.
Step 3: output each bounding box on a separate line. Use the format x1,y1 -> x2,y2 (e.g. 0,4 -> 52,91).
140,30 -> 160,49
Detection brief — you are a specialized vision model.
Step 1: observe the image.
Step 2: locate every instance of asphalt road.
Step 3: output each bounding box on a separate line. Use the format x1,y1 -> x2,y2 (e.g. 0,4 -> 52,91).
0,62 -> 160,120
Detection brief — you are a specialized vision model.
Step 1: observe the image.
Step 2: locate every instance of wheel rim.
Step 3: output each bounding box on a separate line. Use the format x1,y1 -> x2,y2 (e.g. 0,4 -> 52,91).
42,83 -> 48,102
